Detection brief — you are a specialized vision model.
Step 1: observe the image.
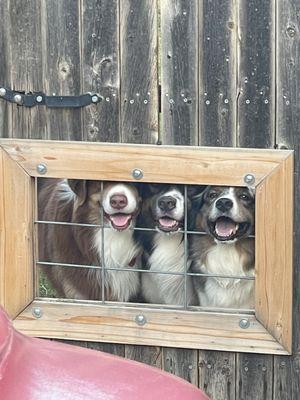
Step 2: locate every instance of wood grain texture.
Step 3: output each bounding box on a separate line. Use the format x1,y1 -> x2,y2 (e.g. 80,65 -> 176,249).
276,0 -> 300,397
0,149 -> 34,318
81,0 -> 120,143
237,0 -> 275,148
255,155 -> 293,353
160,0 -> 198,145
125,345 -> 162,368
163,348 -> 198,385
40,0 -> 82,140
199,0 -> 237,147
198,351 -> 235,400
120,0 -> 158,144
0,139 -> 291,185
14,301 -> 288,354
236,353 -> 273,400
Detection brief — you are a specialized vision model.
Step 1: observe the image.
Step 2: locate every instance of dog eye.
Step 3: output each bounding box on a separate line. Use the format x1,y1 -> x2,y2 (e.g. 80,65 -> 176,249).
239,194 -> 250,201
208,192 -> 217,199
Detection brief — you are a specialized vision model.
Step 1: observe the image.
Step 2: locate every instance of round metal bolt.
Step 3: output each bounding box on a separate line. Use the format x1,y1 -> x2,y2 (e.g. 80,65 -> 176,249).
224,99 -> 229,104
32,307 -> 43,318
36,95 -> 43,103
91,95 -> 99,103
0,88 -> 6,97
132,168 -> 143,180
239,318 -> 250,329
169,99 -> 174,104
129,99 -> 135,104
105,97 -> 110,102
245,99 -> 250,104
262,366 -> 267,372
14,94 -> 23,104
244,366 -> 249,372
205,100 -> 210,105
286,100 -> 290,105
207,364 -> 212,369
143,99 -> 148,104
135,314 -> 147,326
264,99 -> 269,104
37,163 -> 47,175
244,173 -> 255,186
183,98 -> 188,103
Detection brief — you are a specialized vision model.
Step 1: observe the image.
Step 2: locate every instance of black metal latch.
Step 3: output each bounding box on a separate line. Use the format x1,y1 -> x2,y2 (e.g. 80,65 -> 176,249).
0,86 -> 102,108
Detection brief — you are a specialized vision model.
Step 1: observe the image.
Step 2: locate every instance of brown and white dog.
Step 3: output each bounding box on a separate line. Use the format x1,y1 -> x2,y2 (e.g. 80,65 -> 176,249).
190,186 -> 255,309
140,184 -> 198,306
39,179 -> 142,302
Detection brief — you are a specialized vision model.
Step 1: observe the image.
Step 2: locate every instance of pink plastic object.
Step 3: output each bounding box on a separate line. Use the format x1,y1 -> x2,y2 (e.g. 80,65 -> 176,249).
0,307 -> 209,400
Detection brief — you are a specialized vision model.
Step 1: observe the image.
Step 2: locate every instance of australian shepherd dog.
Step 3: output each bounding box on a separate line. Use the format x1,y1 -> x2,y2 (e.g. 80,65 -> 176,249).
190,186 -> 255,309
38,179 -> 142,302
139,184 -> 198,306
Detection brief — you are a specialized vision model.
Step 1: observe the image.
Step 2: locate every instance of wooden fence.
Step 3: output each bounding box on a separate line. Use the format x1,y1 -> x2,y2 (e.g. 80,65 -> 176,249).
0,1 -> 299,398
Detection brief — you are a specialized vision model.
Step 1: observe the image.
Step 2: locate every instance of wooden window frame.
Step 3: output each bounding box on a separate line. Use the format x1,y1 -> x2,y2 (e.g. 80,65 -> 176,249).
0,139 -> 294,355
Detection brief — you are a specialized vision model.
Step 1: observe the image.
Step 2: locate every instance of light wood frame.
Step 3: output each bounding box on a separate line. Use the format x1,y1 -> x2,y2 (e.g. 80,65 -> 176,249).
0,139 -> 294,355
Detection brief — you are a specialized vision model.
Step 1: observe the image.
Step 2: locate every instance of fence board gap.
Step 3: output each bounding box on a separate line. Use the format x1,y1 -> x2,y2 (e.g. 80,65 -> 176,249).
162,348 -> 198,386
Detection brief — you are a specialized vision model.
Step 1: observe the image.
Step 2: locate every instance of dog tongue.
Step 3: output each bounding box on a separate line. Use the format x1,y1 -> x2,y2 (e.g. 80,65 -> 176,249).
110,214 -> 131,227
159,218 -> 177,228
215,219 -> 236,237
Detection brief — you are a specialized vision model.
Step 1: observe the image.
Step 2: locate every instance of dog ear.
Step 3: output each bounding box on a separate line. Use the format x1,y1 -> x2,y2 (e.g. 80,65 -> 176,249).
191,186 -> 210,210
68,180 -> 88,206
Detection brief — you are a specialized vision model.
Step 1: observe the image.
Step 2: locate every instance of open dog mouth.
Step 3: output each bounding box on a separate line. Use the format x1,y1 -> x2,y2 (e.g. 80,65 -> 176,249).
105,213 -> 133,231
208,216 -> 250,241
157,217 -> 182,233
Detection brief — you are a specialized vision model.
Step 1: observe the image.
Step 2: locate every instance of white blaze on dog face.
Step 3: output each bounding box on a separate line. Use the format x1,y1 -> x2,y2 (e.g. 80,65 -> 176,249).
198,186 -> 255,242
102,183 -> 141,231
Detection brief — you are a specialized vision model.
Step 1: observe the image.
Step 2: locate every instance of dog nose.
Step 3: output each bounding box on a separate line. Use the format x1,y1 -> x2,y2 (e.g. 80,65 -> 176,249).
158,196 -> 176,211
110,194 -> 128,210
215,197 -> 233,212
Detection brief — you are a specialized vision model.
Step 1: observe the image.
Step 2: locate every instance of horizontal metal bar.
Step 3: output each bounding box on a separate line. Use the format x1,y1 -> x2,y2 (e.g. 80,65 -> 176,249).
34,220 -> 254,237
37,261 -> 255,280
35,297 -> 255,314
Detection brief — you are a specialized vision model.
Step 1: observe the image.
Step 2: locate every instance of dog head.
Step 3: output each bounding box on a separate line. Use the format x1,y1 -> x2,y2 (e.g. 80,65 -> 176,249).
193,186 -> 255,242
68,180 -> 141,231
140,184 -> 203,234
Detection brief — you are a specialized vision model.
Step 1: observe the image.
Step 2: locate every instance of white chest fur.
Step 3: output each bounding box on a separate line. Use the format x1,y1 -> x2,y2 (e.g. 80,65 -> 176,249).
199,242 -> 254,309
142,232 -> 194,305
94,228 -> 140,302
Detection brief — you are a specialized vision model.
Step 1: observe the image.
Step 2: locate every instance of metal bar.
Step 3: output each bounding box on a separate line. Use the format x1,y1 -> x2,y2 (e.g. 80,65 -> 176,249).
183,185 -> 188,309
37,261 -> 255,280
100,181 -> 105,304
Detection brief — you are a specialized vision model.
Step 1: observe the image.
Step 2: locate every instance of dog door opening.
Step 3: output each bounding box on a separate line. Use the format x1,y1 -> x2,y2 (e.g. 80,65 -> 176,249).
36,179 -> 255,313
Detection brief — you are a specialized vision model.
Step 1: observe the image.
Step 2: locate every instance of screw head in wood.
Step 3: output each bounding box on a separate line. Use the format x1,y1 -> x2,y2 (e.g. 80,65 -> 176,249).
132,168 -> 143,180
91,95 -> 99,103
14,94 -> 23,104
32,307 -> 43,318
37,163 -> 47,175
36,95 -> 43,103
239,318 -> 250,329
243,173 -> 255,185
0,88 -> 6,97
135,314 -> 147,326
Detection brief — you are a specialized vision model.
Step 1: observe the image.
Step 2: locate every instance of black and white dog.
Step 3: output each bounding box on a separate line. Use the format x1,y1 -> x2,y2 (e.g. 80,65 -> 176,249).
139,184 -> 198,306
39,179 -> 142,302
190,186 -> 255,309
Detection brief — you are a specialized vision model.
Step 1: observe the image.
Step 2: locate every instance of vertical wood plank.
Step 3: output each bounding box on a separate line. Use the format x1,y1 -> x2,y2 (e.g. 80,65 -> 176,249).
0,0 -> 46,139
81,0 -> 120,143
237,0 -> 275,148
40,0 -> 82,140
160,0 -> 198,145
198,0 -> 237,147
236,354 -> 273,400
120,0 -> 158,144
163,348 -> 198,385
276,0 -> 300,398
125,345 -> 162,368
198,351 -> 235,400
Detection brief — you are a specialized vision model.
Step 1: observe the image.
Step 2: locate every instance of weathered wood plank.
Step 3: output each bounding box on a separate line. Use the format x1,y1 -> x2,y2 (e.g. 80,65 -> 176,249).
125,345 -> 162,368
0,0 -> 46,139
163,348 -> 198,385
198,0 -> 237,147
160,0 -> 198,145
237,0 -> 275,148
40,0 -> 82,140
198,351 -> 235,400
276,0 -> 300,398
81,0 -> 120,142
236,354 -> 273,400
120,0 -> 158,144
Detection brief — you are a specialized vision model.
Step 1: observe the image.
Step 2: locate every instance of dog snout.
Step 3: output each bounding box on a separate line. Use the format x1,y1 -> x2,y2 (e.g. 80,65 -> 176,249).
215,197 -> 233,212
110,193 -> 128,210
158,196 -> 176,212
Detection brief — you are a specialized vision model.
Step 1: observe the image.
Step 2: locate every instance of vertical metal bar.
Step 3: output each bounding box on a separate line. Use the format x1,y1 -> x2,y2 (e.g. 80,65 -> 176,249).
100,181 -> 105,303
183,184 -> 188,309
